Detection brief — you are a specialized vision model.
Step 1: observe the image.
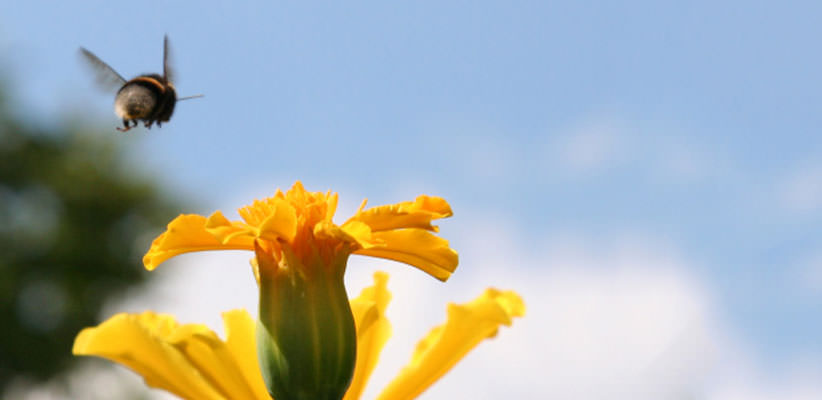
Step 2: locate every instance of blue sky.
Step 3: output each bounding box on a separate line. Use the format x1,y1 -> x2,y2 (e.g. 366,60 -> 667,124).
2,1 -> 822,399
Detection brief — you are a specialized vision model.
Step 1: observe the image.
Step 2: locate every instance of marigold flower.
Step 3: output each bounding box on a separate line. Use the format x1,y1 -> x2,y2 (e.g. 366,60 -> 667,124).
143,181 -> 458,281
138,182 -> 459,399
73,273 -> 525,400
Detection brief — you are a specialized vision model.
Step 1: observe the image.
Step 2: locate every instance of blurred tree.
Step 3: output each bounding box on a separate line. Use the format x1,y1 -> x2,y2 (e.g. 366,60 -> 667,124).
0,84 -> 180,393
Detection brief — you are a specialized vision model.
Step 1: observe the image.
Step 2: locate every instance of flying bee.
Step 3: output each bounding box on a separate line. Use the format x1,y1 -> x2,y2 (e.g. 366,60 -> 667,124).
79,35 -> 202,132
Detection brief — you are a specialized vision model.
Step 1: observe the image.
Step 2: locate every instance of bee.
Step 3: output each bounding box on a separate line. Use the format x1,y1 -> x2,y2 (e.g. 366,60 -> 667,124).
80,35 -> 202,132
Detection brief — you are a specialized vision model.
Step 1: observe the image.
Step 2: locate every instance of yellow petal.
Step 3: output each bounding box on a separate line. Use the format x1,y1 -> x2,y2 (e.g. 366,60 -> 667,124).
354,229 -> 458,281
348,196 -> 453,233
73,312 -> 228,400
73,311 -> 268,400
344,272 -> 393,400
337,220 -> 382,248
204,211 -> 254,244
325,190 -> 339,222
376,289 -> 525,400
167,331 -> 260,399
255,199 -> 298,243
314,220 -> 364,246
143,214 -> 255,271
221,310 -> 271,400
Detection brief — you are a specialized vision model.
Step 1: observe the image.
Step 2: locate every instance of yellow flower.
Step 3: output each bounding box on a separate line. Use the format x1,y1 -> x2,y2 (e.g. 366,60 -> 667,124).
143,181 -> 458,281
73,272 -> 525,400
139,182 -> 459,399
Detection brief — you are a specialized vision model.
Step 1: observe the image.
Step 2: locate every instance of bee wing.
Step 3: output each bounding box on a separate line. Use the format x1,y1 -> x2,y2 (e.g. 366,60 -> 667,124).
79,47 -> 127,91
163,35 -> 175,84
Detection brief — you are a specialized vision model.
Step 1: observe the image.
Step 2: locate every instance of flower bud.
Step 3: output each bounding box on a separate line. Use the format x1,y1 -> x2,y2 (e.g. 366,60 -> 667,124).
255,242 -> 356,400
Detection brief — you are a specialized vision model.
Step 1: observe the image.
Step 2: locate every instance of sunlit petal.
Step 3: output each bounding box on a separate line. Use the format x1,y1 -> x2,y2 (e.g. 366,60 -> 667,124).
348,196 -> 453,233
354,229 -> 458,281
376,289 -> 525,400
73,312 -> 228,400
73,311 -> 270,400
254,199 -> 298,243
144,214 -> 255,270
203,211 -> 258,245
221,310 -> 270,400
344,272 -> 392,400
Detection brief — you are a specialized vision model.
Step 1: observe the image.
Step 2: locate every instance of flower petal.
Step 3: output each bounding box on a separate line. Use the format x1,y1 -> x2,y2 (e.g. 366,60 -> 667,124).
354,229 -> 458,281
255,200 -> 298,243
166,327 -> 263,399
204,211 -> 254,244
315,220 -> 371,248
344,272 -> 392,400
73,311 -> 269,400
348,196 -> 453,233
73,312 -> 229,400
143,214 -> 255,271
376,289 -> 525,400
221,310 -> 271,400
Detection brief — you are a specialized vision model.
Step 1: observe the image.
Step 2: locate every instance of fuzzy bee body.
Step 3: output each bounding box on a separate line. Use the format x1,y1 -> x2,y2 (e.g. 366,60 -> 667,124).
80,36 -> 199,132
114,74 -> 177,130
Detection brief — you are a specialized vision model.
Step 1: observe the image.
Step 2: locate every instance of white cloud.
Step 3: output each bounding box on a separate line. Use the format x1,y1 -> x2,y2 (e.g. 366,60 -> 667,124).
707,362 -> 822,400
779,164 -> 822,214
551,116 -> 628,174
793,250 -> 822,295
3,361 -> 178,400
346,219 -> 822,400
103,251 -> 259,333
389,222 -> 719,400
646,136 -> 721,182
541,114 -> 724,184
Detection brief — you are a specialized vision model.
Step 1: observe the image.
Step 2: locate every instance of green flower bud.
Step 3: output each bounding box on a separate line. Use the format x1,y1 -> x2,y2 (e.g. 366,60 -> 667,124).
255,243 -> 356,400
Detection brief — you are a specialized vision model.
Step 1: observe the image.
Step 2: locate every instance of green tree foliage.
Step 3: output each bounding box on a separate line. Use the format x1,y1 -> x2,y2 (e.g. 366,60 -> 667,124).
0,87 -> 180,392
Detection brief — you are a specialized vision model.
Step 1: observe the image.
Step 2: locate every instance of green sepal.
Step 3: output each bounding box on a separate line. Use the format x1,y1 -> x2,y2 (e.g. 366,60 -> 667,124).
255,245 -> 357,400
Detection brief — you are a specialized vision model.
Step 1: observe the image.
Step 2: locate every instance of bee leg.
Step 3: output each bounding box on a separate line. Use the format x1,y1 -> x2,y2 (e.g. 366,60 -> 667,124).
144,120 -> 154,129
116,119 -> 132,132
